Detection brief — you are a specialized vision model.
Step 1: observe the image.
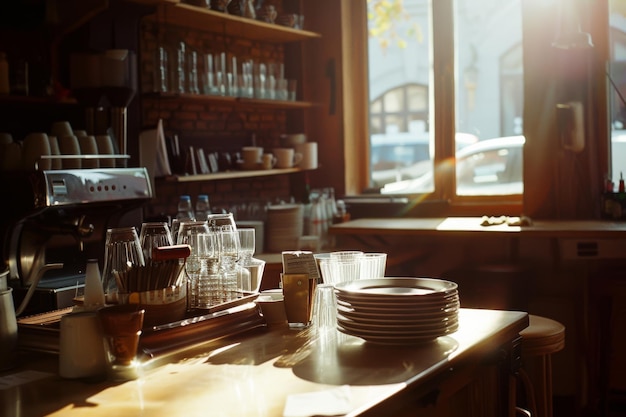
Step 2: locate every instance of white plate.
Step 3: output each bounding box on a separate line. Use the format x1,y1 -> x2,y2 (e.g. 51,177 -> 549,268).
337,315 -> 458,334
336,304 -> 459,323
336,293 -> 459,308
336,298 -> 460,315
337,323 -> 459,345
334,277 -> 458,298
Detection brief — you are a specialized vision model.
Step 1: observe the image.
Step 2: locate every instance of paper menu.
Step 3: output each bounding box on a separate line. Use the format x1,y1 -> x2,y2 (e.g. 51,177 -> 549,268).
281,251 -> 320,282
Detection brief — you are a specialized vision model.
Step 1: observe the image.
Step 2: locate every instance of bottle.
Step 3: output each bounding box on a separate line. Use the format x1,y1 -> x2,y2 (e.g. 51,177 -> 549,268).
176,195 -> 196,222
155,46 -> 169,93
195,194 -> 211,221
83,259 -> 105,311
0,52 -> 9,95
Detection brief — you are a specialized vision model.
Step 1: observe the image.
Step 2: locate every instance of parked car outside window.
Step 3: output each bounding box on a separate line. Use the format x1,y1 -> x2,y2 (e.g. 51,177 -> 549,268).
381,135 -> 525,195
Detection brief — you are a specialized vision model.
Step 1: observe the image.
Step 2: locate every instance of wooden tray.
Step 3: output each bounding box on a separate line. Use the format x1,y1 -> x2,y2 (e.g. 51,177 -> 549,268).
17,293 -> 265,358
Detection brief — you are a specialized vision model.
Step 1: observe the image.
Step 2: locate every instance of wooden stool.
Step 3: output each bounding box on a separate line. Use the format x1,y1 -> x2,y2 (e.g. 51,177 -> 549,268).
518,315 -> 565,417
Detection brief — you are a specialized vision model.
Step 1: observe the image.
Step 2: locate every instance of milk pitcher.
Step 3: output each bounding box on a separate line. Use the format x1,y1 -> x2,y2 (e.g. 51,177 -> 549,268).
0,270 -> 18,371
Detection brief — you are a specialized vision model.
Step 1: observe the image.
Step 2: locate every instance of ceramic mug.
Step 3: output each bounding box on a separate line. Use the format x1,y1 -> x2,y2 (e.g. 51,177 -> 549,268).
241,146 -> 263,165
295,142 -> 318,170
48,136 -> 62,169
96,135 -> 115,168
78,135 -> 99,168
58,134 -> 82,169
261,153 -> 276,170
273,147 -> 302,169
22,132 -> 51,170
50,121 -> 73,138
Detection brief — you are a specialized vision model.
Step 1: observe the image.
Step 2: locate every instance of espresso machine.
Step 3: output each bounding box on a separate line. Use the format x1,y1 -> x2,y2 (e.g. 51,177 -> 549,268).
0,167 -> 152,315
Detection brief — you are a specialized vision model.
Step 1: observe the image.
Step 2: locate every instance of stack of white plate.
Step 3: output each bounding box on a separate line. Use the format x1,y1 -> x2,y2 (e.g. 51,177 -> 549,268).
265,204 -> 303,252
335,277 -> 460,345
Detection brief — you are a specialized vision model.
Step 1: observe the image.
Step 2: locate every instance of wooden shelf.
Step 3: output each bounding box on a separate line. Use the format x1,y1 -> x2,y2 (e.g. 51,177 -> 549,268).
147,2 -> 321,43
159,167 -> 304,182
143,92 -> 316,109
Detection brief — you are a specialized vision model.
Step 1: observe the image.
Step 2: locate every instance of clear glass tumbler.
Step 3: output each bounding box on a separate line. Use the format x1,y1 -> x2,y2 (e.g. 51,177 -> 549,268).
194,232 -> 220,308
237,227 -> 255,266
176,221 -> 210,309
359,252 -> 388,279
312,283 -> 337,334
139,222 -> 173,264
102,227 -> 145,303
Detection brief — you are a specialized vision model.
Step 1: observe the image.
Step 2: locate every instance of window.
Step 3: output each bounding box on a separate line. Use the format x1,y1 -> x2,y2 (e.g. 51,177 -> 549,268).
367,0 -> 524,199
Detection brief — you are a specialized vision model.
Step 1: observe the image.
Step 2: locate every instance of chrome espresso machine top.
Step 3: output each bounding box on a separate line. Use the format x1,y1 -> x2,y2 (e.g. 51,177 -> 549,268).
0,168 -> 152,315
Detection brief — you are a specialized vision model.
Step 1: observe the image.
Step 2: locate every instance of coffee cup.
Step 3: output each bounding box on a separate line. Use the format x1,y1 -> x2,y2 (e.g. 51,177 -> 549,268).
1,141 -> 22,171
261,153 -> 276,170
295,142 -> 318,170
58,134 -> 82,169
96,135 -> 115,168
273,147 -> 302,169
22,132 -> 51,170
48,136 -> 62,169
50,121 -> 73,138
241,146 -> 263,167
78,135 -> 99,168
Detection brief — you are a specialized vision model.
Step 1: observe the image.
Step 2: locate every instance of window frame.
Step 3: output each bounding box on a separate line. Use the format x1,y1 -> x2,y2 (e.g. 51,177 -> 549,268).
339,0 -> 611,219
351,0 -> 524,215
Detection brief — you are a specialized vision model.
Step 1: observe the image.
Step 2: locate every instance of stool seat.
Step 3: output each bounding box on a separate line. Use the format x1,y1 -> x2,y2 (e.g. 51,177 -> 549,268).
520,315 -> 565,357
517,314 -> 566,417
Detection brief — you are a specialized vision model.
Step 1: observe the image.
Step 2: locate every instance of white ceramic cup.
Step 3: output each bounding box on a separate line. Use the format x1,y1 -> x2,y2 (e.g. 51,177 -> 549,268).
48,136 -> 62,170
96,134 -> 115,168
78,135 -> 99,168
261,153 -> 276,170
58,135 -> 82,169
1,141 -> 22,171
295,142 -> 318,170
22,132 -> 51,170
273,147 -> 303,168
59,311 -> 108,379
241,146 -> 263,165
50,121 -> 73,138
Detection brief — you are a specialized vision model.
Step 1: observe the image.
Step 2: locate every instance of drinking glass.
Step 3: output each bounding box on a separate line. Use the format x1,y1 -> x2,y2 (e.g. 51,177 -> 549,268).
237,228 -> 255,266
176,221 -> 210,309
312,283 -> 337,334
98,304 -> 145,380
102,227 -> 145,303
219,226 -> 239,269
359,252 -> 387,279
139,222 -> 173,264
319,251 -> 364,285
219,226 -> 239,302
206,212 -> 237,233
194,232 -> 220,308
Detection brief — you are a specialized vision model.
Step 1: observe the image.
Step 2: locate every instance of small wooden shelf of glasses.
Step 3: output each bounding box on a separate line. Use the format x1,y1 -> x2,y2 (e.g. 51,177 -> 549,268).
140,1 -> 321,43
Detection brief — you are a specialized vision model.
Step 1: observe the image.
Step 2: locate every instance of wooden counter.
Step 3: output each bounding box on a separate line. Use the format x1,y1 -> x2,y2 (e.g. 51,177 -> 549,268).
330,217 -> 626,239
1,309 -> 528,417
